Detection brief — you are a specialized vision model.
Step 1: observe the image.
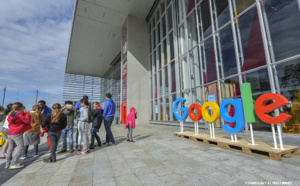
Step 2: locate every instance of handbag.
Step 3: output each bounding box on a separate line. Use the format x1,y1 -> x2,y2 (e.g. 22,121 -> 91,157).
0,132 -> 5,146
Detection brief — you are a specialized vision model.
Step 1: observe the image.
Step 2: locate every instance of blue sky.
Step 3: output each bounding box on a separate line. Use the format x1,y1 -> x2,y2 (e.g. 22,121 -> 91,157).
0,0 -> 75,110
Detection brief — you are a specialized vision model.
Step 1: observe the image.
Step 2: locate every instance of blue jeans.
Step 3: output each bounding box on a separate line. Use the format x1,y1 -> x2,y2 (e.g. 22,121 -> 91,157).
104,117 -> 115,143
62,127 -> 74,149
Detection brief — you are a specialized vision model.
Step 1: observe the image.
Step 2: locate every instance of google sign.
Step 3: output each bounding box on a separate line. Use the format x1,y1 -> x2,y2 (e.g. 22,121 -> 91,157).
173,83 -> 292,150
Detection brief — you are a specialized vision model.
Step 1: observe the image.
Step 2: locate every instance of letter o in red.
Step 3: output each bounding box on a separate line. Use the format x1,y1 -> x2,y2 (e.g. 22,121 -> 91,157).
188,104 -> 203,121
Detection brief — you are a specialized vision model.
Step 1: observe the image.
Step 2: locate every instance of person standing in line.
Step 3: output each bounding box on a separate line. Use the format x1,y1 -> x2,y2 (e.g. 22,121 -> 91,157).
58,101 -> 76,153
74,95 -> 91,151
0,104 -> 13,159
6,102 -> 31,169
20,105 -> 44,159
77,99 -> 92,155
38,100 -> 52,117
90,102 -> 103,149
125,107 -> 136,142
103,93 -> 116,146
41,104 -> 67,163
38,100 -> 52,148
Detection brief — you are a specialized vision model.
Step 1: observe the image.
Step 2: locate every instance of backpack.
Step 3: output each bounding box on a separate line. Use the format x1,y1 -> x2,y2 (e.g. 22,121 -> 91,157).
88,110 -> 94,123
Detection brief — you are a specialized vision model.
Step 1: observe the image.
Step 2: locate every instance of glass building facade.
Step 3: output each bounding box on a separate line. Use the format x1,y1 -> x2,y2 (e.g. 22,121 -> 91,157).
148,0 -> 300,134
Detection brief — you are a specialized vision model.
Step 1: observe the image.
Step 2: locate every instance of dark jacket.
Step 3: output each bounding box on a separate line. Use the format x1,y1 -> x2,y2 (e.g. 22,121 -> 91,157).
41,113 -> 67,132
92,107 -> 104,129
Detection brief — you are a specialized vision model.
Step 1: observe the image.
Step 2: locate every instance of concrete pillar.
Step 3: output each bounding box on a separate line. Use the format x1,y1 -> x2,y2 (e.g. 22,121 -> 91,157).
126,15 -> 149,124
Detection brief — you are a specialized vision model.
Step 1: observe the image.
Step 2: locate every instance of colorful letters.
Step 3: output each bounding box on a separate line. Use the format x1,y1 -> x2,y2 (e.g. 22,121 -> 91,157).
173,84 -> 292,135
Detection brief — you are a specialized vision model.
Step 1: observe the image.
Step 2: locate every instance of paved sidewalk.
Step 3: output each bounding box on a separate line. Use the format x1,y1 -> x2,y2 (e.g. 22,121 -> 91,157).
0,123 -> 300,186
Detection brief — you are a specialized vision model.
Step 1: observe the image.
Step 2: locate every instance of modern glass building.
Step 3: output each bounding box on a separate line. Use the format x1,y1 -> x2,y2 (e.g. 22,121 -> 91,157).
66,0 -> 300,134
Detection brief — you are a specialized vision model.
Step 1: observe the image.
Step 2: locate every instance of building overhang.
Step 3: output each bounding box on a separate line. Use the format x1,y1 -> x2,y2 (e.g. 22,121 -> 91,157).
65,0 -> 155,77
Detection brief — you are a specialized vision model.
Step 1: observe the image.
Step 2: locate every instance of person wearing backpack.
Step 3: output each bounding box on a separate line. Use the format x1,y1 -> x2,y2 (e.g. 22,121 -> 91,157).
77,99 -> 92,155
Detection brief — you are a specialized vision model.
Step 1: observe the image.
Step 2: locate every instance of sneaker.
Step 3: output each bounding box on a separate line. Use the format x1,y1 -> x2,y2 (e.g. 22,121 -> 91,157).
77,152 -> 83,155
107,142 -> 116,146
130,140 -> 134,142
20,155 -> 27,160
102,142 -> 108,145
5,164 -> 10,169
77,145 -> 82,151
83,150 -> 89,155
69,148 -> 74,153
33,153 -> 38,158
0,155 -> 6,159
126,138 -> 130,141
9,164 -> 24,169
57,149 -> 67,154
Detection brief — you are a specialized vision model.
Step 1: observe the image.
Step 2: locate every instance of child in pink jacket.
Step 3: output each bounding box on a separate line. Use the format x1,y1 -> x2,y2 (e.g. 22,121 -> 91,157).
125,107 -> 136,142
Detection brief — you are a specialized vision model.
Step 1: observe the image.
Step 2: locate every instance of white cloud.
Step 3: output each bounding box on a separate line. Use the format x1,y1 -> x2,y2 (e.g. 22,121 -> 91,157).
0,0 -> 75,108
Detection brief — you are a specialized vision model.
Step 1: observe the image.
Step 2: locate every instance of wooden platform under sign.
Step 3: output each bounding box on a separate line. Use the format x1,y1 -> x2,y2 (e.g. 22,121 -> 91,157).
174,131 -> 299,161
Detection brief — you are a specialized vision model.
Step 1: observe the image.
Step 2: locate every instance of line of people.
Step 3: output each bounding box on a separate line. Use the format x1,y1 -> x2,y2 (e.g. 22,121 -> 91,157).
0,93 -> 118,169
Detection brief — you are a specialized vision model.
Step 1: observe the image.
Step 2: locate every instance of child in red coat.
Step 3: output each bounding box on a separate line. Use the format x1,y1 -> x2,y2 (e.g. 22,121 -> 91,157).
6,102 -> 31,169
125,107 -> 136,142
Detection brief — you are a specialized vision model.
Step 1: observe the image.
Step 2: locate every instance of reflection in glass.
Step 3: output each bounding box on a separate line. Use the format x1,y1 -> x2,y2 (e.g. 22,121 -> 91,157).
169,31 -> 174,60
161,1 -> 165,14
154,74 -> 157,98
160,98 -> 164,120
179,25 -> 187,55
262,0 -> 300,62
172,93 -> 177,121
243,68 -> 270,94
197,0 -> 212,40
167,6 -> 173,31
187,10 -> 198,49
186,0 -> 195,15
235,6 -> 266,72
216,25 -> 238,78
162,15 -> 166,38
232,0 -> 256,17
153,49 -> 156,72
212,0 -> 231,29
189,47 -> 201,88
158,45 -> 162,70
154,99 -> 158,120
164,66 -> 169,95
201,37 -> 217,83
220,76 -> 240,100
171,62 -> 176,93
157,21 -> 161,41
274,59 -> 300,134
181,56 -> 190,90
165,96 -> 170,121
163,39 -> 168,66
177,0 -> 185,23
159,70 -> 163,97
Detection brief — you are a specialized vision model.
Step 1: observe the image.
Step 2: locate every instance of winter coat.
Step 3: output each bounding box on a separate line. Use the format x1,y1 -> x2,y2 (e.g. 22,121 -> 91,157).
92,106 -> 104,129
7,111 -> 32,135
25,112 -> 45,133
41,113 -> 67,132
125,107 -> 136,129
103,98 -> 116,118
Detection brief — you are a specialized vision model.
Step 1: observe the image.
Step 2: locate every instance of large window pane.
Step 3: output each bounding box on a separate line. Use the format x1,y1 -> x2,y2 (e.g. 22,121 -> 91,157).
235,6 -> 266,72
275,59 -> 300,134
162,15 -> 167,38
197,0 -> 212,40
180,56 -> 190,90
186,0 -> 195,15
202,37 -> 217,83
158,45 -> 162,70
189,47 -> 201,88
163,39 -> 168,66
159,70 -> 163,97
216,24 -> 238,78
171,61 -> 176,93
212,0 -> 231,29
262,0 -> 300,62
169,31 -> 174,60
187,10 -> 198,49
172,93 -> 177,121
160,98 -> 164,120
177,0 -> 185,23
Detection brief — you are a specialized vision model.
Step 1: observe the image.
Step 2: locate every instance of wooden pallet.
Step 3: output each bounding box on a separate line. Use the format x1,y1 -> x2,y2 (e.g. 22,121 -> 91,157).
174,131 -> 299,161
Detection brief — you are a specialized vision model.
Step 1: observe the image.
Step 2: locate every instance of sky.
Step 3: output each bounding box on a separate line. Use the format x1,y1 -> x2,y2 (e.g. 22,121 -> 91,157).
0,0 -> 75,110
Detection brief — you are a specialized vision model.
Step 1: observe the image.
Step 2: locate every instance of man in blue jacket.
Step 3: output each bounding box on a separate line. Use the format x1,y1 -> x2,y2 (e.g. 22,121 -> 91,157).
38,100 -> 52,117
103,93 -> 116,146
